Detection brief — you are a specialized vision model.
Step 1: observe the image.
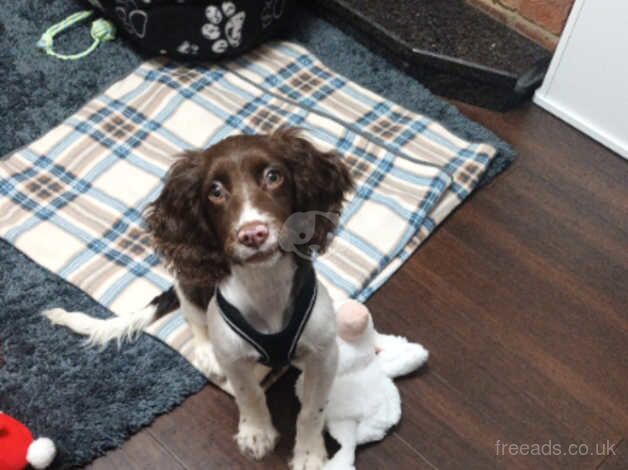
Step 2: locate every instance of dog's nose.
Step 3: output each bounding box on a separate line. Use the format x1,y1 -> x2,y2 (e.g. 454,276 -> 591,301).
237,222 -> 269,248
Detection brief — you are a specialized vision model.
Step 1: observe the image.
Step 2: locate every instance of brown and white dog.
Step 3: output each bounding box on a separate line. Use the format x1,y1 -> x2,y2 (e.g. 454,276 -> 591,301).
44,128 -> 354,469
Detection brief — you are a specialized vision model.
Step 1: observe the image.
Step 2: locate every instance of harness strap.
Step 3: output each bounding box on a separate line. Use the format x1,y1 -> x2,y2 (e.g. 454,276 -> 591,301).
216,263 -> 317,369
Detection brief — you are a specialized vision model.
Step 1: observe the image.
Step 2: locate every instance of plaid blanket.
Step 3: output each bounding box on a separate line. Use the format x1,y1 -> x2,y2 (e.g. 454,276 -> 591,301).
0,41 -> 496,381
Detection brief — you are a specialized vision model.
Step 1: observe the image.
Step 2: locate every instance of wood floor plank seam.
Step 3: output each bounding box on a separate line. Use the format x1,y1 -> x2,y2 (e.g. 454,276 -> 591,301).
391,433 -> 441,470
146,429 -> 192,470
596,437 -> 625,469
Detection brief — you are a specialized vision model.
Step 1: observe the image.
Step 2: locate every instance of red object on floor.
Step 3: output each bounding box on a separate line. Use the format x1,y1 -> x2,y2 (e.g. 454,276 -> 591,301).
0,412 -> 55,470
0,413 -> 32,470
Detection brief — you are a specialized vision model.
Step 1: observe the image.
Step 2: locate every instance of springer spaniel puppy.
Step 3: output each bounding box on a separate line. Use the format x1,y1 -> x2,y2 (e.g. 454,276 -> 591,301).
44,128 -> 354,469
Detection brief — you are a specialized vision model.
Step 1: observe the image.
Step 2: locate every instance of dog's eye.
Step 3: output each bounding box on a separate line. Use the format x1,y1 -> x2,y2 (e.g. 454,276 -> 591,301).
263,168 -> 283,188
208,182 -> 226,202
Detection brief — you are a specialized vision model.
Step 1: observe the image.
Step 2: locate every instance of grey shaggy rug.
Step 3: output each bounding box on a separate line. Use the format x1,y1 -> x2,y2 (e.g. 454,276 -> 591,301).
0,1 -> 515,468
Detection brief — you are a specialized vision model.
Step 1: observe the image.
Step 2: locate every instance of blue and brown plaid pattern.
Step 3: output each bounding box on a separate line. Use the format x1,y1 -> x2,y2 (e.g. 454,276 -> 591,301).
0,41 -> 496,380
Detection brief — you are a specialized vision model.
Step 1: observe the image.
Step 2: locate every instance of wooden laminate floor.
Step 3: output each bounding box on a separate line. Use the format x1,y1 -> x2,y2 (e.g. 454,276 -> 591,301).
88,102 -> 628,470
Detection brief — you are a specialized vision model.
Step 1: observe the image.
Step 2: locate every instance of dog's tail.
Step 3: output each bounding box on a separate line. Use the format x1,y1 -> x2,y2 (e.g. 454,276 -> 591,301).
42,287 -> 180,347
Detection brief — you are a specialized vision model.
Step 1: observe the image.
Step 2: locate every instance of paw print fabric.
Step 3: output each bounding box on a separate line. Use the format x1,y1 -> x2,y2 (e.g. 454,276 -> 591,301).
82,0 -> 290,60
202,2 -> 247,54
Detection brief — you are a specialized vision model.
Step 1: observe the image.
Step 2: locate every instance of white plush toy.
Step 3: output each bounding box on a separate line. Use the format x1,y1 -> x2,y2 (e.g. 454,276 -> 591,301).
297,300 -> 429,470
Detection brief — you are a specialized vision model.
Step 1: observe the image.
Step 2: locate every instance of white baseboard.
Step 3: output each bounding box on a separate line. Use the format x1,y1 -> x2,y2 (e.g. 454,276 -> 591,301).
534,92 -> 628,161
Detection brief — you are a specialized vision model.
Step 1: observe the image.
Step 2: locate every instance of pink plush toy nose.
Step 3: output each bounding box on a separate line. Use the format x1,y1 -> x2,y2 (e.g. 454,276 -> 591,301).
338,301 -> 370,342
238,222 -> 269,248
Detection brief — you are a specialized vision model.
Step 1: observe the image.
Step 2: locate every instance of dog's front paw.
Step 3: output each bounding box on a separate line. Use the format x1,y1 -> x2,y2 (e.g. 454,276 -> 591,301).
290,448 -> 328,470
235,422 -> 279,460
192,342 -> 226,384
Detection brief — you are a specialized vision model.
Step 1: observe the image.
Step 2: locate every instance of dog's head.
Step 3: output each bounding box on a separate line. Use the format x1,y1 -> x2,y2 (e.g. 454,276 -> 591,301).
145,128 -> 354,283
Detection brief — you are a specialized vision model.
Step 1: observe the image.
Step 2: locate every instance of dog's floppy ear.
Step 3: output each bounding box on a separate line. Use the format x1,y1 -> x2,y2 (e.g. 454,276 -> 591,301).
273,128 -> 354,254
145,151 -> 229,283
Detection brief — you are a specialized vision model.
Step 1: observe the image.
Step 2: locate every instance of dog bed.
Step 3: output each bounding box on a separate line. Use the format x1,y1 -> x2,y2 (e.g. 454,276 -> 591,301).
0,41 -> 496,388
82,0 -> 291,59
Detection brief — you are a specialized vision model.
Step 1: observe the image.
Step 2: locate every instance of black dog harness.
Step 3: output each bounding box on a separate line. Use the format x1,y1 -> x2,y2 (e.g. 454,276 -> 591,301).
215,264 -> 318,369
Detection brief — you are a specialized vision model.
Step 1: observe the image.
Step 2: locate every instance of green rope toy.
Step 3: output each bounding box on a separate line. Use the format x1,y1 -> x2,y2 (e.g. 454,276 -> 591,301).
37,11 -> 116,61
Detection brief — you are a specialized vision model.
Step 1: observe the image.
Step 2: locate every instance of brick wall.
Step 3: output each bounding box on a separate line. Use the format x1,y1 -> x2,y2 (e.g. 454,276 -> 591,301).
468,0 -> 575,49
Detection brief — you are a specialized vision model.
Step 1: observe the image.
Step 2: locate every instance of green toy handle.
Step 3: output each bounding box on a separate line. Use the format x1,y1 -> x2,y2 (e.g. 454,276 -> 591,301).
37,10 -> 116,61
